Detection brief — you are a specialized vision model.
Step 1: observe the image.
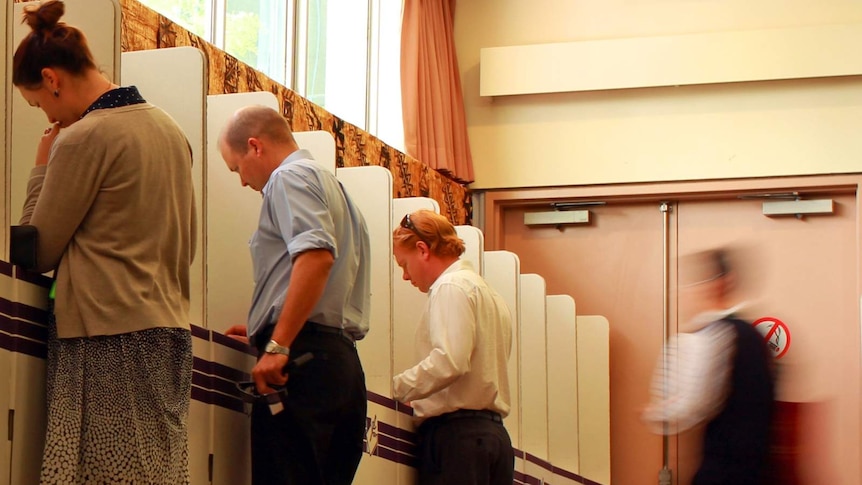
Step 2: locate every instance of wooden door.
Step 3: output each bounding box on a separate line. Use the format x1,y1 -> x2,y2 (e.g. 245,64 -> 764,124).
677,193 -> 858,485
502,201 -> 666,485
499,187 -> 859,485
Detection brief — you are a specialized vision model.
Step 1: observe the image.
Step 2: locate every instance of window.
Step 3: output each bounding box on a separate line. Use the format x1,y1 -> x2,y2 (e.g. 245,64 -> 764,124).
139,0 -> 404,152
137,0 -> 208,38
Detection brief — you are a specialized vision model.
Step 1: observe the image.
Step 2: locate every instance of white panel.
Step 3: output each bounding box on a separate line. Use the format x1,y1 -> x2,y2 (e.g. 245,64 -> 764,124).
483,251 -> 521,449
394,403 -> 419,485
294,131 -> 336,174
205,92 -> 278,333
211,339 -> 255,485
1,0 -> 8,257
336,166 -> 393,395
519,273 -> 548,459
391,198 -> 439,385
576,315 -> 610,485
0,346 -> 9,485
354,402 -> 400,485
5,276 -> 50,485
0,284 -> 15,485
455,225 -> 483,275
523,458 -> 553,484
546,294 -> 579,474
189,331 -> 212,485
9,0 -> 120,226
10,353 -> 46,485
551,470 -> 581,485
390,197 -> 439,228
121,47 -> 206,328
481,23 -> 862,96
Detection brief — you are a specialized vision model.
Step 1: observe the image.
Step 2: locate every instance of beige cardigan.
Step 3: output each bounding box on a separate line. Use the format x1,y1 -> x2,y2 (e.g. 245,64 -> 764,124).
21,103 -> 196,338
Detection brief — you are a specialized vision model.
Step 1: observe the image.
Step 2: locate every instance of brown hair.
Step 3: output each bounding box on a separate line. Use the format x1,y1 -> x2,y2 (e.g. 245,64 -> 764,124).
393,210 -> 465,258
221,105 -> 296,154
12,0 -> 97,89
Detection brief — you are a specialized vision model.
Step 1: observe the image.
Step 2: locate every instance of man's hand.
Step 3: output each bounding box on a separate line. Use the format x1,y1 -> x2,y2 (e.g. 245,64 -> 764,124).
252,352 -> 290,395
225,324 -> 249,345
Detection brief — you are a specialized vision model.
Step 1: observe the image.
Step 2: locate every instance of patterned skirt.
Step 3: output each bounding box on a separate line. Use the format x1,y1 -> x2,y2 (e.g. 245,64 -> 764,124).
39,319 -> 193,485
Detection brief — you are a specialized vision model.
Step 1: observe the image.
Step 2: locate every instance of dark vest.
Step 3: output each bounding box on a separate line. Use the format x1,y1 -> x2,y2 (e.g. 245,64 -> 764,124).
693,318 -> 775,485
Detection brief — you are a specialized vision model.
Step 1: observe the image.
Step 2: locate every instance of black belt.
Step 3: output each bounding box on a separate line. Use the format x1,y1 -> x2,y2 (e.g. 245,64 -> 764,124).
300,321 -> 355,346
428,409 -> 503,425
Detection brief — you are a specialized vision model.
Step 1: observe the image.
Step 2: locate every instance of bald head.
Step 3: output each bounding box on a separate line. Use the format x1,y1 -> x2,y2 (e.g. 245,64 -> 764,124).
218,105 -> 302,191
219,105 -> 297,155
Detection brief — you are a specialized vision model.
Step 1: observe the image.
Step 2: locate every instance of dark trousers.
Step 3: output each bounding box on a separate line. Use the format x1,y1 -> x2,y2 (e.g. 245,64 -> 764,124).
251,324 -> 367,485
416,411 -> 514,485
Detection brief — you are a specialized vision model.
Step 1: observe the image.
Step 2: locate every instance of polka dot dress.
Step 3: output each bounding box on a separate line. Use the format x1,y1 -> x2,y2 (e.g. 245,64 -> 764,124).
39,310 -> 193,485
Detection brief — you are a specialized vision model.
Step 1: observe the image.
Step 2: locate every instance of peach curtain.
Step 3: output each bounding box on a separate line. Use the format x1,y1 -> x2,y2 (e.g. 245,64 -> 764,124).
401,0 -> 474,184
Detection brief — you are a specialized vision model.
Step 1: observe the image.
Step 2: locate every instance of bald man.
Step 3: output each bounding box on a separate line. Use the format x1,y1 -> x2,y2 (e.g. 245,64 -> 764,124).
218,105 -> 370,485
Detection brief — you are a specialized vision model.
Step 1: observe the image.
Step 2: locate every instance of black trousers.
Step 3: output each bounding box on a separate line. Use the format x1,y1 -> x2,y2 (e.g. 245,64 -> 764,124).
251,324 -> 367,485
416,411 -> 514,485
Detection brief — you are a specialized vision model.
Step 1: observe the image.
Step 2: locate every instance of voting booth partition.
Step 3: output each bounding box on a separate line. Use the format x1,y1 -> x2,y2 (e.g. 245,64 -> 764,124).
0,1 -> 611,484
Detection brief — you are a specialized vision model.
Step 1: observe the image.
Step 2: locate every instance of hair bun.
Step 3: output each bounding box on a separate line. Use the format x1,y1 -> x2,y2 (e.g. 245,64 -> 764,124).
22,0 -> 65,33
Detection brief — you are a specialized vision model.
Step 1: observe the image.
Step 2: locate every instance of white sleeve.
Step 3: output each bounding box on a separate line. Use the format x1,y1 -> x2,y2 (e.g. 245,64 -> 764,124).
392,282 -> 475,402
642,322 -> 736,434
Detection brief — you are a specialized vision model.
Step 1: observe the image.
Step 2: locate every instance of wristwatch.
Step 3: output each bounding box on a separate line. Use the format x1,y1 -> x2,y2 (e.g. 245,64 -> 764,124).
264,339 -> 291,357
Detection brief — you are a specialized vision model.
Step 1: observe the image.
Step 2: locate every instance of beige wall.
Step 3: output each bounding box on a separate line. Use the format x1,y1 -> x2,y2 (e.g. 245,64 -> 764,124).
455,0 -> 862,189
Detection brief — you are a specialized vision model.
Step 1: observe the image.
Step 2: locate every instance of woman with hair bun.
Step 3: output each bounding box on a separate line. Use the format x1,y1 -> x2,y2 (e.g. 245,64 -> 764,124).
13,1 -> 196,483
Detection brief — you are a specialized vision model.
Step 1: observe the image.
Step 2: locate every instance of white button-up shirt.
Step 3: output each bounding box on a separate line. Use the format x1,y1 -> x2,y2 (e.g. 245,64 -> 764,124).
393,259 -> 512,422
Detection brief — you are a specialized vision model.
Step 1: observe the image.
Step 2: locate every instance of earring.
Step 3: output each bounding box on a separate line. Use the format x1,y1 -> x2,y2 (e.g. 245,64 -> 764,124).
53,90 -> 59,97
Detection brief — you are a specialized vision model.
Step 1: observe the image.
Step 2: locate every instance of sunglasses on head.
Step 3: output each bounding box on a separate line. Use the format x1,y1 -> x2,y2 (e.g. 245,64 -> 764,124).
400,213 -> 431,247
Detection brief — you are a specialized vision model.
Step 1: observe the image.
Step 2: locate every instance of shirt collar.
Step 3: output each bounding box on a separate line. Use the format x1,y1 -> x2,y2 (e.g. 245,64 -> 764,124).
262,149 -> 314,197
80,85 -> 146,119
429,258 -> 473,291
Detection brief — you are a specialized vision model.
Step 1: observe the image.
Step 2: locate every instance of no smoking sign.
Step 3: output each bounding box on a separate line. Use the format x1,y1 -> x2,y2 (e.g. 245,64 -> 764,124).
753,317 -> 791,359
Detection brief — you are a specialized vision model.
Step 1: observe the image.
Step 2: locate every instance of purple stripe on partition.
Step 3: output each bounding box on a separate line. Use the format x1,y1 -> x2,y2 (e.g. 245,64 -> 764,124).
396,401 -> 415,416
582,478 -> 603,485
210,375 -> 244,398
211,331 -> 257,355
374,445 -> 416,468
191,385 -> 245,413
0,297 -> 49,328
9,335 -> 47,359
191,359 -> 247,399
513,470 -> 528,482
192,371 -> 211,389
553,465 -> 586,482
525,452 -> 554,473
367,390 -> 397,410
0,261 -> 12,276
377,420 -> 416,444
210,360 -> 250,383
192,357 -> 249,390
15,303 -> 49,327
513,448 -> 526,459
0,332 -> 14,352
191,385 -> 209,402
14,267 -> 52,288
190,324 -> 210,341
0,313 -> 17,334
209,390 -> 245,413
366,390 -> 414,416
519,474 -> 542,485
376,434 -> 416,457
193,356 -> 213,374
0,316 -> 48,343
